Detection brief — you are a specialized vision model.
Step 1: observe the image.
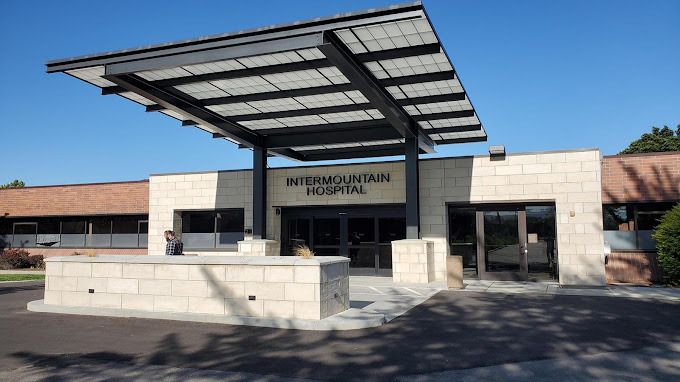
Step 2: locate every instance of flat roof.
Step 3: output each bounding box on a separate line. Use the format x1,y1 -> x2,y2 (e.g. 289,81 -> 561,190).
47,2 -> 486,162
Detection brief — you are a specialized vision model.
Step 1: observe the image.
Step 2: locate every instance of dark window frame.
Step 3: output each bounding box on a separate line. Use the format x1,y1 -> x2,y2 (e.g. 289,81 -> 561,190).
0,214 -> 149,249
179,209 -> 245,250
603,202 -> 676,251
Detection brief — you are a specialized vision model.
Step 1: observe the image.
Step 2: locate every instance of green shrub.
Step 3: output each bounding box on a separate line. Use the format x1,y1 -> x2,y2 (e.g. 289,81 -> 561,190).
653,202 -> 680,285
27,255 -> 45,269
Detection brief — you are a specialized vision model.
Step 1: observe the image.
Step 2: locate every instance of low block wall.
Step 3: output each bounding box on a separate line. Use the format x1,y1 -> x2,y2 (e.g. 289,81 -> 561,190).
44,255 -> 349,320
392,239 -> 435,283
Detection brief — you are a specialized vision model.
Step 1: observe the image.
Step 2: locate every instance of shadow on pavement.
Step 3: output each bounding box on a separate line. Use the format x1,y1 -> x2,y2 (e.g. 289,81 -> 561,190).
4,288 -> 680,381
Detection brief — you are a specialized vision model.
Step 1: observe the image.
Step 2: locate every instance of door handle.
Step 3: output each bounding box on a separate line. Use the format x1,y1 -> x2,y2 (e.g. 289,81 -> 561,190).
522,248 -> 528,256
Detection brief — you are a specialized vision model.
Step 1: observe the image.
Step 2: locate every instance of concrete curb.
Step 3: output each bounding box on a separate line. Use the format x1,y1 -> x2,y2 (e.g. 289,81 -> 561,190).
0,270 -> 46,275
27,300 -> 386,331
0,280 -> 44,284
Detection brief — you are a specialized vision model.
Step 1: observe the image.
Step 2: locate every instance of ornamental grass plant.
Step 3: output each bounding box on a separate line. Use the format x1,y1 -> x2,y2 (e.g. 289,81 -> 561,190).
293,245 -> 315,259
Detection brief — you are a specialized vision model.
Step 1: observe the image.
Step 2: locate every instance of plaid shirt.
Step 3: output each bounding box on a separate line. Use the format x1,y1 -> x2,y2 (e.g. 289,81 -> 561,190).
165,237 -> 184,256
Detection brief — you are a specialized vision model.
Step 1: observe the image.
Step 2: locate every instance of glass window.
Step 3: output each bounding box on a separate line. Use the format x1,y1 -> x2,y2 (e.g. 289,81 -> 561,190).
13,223 -> 37,235
89,217 -> 112,234
603,205 -> 634,231
62,219 -> 86,234
181,210 -> 244,249
139,221 -> 149,234
603,203 -> 676,250
182,212 -> 215,233
112,216 -> 142,234
216,210 -> 244,233
37,218 -> 61,234
0,219 -> 14,235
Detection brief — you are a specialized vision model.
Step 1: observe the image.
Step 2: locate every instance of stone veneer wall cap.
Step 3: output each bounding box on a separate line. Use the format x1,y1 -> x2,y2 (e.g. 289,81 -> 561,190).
45,255 -> 350,266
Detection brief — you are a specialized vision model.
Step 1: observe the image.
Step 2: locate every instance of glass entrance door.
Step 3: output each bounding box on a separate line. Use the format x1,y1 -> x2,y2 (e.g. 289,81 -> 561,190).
312,218 -> 341,255
347,217 -> 375,271
479,209 -> 527,280
448,203 -> 557,281
281,206 -> 405,275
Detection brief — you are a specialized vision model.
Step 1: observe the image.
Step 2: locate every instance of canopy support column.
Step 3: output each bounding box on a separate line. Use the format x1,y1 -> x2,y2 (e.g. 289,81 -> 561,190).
405,136 -> 420,239
253,147 -> 267,240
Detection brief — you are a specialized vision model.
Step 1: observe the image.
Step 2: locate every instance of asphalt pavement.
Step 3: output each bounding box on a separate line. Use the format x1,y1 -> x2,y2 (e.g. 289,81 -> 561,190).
2,281 -> 679,381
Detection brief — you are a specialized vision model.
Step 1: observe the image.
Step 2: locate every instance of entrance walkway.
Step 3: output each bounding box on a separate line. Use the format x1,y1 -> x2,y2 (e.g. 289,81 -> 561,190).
461,279 -> 680,301
349,276 -> 445,322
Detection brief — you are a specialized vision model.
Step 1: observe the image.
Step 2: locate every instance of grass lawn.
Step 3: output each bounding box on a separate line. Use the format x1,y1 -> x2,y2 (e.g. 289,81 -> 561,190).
0,274 -> 46,282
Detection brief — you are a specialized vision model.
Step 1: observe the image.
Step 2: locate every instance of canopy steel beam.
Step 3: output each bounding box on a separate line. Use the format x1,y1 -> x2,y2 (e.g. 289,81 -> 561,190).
139,92 -> 466,114
317,31 -> 435,154
201,83 -> 355,106
105,33 -> 324,76
145,104 -> 166,112
102,73 -> 262,148
299,144 -> 425,161
152,43 -> 441,88
413,110 -> 475,122
253,124 -> 482,149
223,93 -> 469,122
101,86 -> 126,95
46,3 -> 424,73
263,126 -> 402,148
434,136 -> 488,145
229,103 -> 370,122
252,119 -> 389,135
252,120 -> 481,138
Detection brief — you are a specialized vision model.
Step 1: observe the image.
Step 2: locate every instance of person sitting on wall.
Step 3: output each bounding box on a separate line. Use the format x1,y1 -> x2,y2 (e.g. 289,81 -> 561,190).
164,230 -> 183,256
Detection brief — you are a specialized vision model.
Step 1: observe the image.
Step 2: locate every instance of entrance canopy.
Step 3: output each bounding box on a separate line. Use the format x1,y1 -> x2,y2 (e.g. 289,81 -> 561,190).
46,1 -> 485,161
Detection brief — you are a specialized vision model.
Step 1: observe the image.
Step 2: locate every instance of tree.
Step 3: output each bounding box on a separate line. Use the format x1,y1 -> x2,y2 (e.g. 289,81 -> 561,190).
619,125 -> 680,154
652,202 -> 680,285
0,180 -> 25,188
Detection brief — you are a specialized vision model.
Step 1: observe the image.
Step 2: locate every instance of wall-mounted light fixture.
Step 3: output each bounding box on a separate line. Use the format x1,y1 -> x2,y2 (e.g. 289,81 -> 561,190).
489,145 -> 506,156
275,208 -> 281,216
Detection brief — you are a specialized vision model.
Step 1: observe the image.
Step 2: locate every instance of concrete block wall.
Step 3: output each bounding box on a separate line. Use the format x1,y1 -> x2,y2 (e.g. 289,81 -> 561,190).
149,148 -> 606,286
148,171 -> 252,256
44,256 -> 350,320
419,149 -> 606,285
392,239 -> 435,283
266,161 -> 406,239
236,240 -> 280,256
149,162 -> 405,256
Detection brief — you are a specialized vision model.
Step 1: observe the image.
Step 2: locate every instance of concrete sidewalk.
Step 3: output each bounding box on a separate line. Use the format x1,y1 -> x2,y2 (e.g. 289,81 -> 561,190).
397,342 -> 680,381
460,279 -> 680,301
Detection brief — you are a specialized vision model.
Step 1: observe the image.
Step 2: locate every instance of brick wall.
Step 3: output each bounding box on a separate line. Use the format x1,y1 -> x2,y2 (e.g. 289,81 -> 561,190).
606,252 -> 666,283
602,151 -> 680,203
0,180 -> 149,217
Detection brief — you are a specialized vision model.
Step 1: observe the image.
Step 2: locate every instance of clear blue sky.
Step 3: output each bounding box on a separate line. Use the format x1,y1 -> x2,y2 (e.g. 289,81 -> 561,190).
1,0 -> 678,186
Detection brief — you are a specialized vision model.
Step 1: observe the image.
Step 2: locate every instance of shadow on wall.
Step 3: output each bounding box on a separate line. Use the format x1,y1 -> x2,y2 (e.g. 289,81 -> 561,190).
606,252 -> 666,283
603,161 -> 680,203
9,291 -> 680,381
602,160 -> 679,282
